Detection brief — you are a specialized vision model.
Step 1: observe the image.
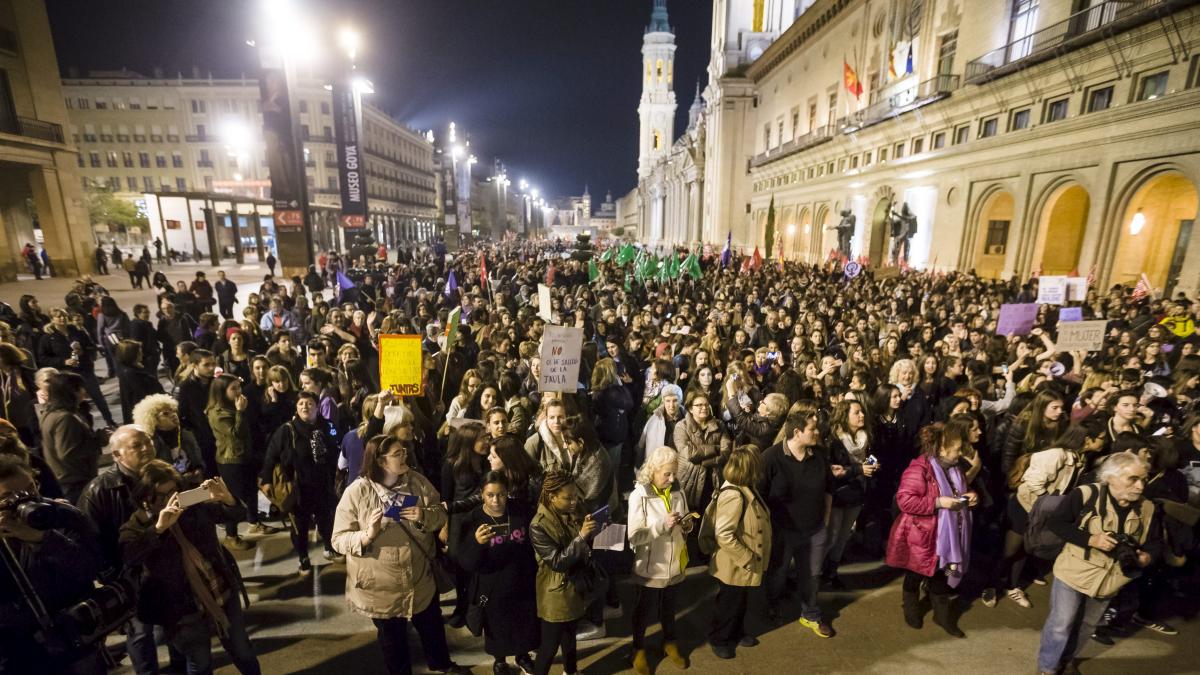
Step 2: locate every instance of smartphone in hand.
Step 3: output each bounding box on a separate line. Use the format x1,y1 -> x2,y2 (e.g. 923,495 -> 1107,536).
177,487 -> 212,508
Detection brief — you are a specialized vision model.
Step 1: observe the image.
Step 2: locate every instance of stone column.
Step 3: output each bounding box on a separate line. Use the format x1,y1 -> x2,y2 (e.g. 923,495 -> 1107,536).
29,164 -> 89,277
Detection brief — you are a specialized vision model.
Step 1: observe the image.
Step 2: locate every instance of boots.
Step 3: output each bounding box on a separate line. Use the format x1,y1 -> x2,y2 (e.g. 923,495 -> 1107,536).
632,648 -> 650,675
930,592 -> 965,638
663,641 -> 689,669
902,590 -> 923,629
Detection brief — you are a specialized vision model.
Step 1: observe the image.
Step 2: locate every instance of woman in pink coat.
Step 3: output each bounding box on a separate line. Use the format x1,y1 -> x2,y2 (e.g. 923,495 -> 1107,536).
886,419 -> 977,638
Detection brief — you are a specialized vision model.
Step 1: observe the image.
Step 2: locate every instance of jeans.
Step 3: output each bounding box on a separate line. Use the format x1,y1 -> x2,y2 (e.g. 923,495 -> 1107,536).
126,616 -> 160,674
169,599 -> 260,675
1037,578 -> 1111,672
767,526 -> 827,622
534,618 -> 579,675
708,580 -> 750,648
824,504 -> 862,569
372,598 -> 453,675
631,583 -> 679,649
80,371 -> 116,426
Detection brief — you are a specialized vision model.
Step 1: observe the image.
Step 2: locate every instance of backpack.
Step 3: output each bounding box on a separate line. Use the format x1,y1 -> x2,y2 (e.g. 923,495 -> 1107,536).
1024,484 -> 1101,560
698,485 -> 744,555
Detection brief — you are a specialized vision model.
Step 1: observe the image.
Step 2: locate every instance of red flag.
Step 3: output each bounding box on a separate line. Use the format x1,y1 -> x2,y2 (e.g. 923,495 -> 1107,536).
843,59 -> 863,98
751,247 -> 763,270
479,253 -> 488,288
546,262 -> 556,286
1132,273 -> 1152,301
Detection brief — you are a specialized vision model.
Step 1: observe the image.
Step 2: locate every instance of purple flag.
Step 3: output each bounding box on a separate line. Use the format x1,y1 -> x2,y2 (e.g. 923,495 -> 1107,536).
445,269 -> 459,298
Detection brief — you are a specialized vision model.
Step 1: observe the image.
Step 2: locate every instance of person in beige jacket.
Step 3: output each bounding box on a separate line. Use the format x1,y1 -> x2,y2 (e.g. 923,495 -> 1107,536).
708,446 -> 772,661
331,435 -> 469,675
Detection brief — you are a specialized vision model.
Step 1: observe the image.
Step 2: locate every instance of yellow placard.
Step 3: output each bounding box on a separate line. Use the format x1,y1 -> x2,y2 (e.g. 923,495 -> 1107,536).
379,334 -> 424,396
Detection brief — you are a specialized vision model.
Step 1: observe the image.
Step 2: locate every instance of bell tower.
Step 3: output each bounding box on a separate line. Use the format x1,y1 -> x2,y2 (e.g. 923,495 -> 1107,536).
637,0 -> 677,178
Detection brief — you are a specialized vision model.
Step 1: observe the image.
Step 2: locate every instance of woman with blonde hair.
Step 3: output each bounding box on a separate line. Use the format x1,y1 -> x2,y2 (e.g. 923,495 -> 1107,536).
627,446 -> 693,674
132,393 -> 203,477
708,445 -> 772,660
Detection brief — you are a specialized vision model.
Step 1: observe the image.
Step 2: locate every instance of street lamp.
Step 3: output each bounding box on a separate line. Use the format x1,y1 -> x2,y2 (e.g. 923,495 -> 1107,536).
338,26 -> 360,61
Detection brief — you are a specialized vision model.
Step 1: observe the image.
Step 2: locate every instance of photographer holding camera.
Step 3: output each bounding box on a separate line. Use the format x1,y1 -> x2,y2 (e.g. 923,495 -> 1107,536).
0,455 -> 107,674
1035,452 -> 1162,675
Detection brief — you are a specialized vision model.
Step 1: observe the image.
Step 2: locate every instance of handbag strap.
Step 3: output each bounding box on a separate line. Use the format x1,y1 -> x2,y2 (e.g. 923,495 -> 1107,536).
370,481 -> 438,562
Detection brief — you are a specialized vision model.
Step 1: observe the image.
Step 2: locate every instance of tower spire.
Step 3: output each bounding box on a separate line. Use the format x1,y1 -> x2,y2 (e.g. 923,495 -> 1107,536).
648,0 -> 671,33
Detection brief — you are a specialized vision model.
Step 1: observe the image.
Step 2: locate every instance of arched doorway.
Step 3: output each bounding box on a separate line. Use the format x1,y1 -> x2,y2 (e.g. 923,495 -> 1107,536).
778,206 -> 794,259
972,190 -> 1014,279
1111,173 -> 1199,291
796,207 -> 813,260
869,197 -> 891,265
1031,184 -> 1089,275
815,206 -> 830,261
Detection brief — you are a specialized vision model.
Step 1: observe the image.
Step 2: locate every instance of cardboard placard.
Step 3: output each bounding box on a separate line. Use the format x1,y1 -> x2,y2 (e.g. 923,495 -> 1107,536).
1059,307 -> 1083,322
379,334 -> 424,396
996,303 -> 1039,336
1066,277 -> 1088,302
538,284 -> 553,323
1037,276 -> 1067,305
538,326 -> 583,393
875,266 -> 901,280
1056,319 -> 1107,352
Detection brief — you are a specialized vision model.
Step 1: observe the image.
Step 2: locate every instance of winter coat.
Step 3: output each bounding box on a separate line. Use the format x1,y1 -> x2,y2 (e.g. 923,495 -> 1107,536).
885,455 -> 941,577
708,481 -> 772,587
628,482 -> 689,588
208,406 -> 251,465
524,423 -> 614,511
1017,447 -> 1084,512
40,404 -> 104,490
331,474 -> 447,619
117,366 -> 164,424
672,415 -> 732,509
726,398 -> 782,450
530,503 -> 591,623
592,384 -> 635,446
1052,485 -> 1156,599
636,405 -> 684,464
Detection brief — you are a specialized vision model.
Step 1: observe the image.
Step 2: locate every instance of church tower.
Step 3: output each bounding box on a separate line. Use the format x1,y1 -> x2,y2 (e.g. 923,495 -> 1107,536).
637,0 -> 677,178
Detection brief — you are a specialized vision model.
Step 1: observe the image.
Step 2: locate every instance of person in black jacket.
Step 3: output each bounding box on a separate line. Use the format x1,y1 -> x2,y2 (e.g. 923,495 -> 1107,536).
214,270 -> 239,320
440,422 -> 489,628
114,340 -> 164,425
260,391 -> 341,574
176,349 -> 217,476
157,299 -> 197,378
37,308 -> 117,428
128,303 -> 161,377
119,461 -> 260,675
589,358 -> 635,477
0,456 -> 107,675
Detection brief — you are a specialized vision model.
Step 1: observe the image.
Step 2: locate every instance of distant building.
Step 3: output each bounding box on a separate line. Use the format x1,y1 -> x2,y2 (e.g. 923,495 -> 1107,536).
0,0 -> 93,280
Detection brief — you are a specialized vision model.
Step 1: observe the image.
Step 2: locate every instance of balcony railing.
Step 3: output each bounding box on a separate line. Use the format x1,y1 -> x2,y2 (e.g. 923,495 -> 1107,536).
750,124 -> 835,169
965,0 -> 1192,83
184,134 -> 207,142
7,117 -> 66,144
842,74 -> 959,133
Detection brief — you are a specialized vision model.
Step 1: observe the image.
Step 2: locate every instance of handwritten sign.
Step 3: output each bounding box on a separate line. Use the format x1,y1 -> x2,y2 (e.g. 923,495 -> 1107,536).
539,326 -> 583,393
1059,307 -> 1083,322
378,334 -> 424,396
996,303 -> 1039,336
1056,319 -> 1107,352
1066,277 -> 1088,302
1037,276 -> 1067,305
538,284 -> 552,323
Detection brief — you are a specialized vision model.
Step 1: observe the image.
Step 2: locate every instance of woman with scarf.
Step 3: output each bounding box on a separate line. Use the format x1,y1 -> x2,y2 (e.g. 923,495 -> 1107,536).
119,462 -> 260,675
823,399 -> 880,588
260,391 -> 341,574
886,421 -> 976,638
673,390 -> 732,514
635,384 -> 685,471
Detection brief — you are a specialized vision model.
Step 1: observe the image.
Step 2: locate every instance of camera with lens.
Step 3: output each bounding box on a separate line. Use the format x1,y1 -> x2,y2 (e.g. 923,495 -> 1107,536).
0,491 -> 80,531
1107,532 -> 1143,577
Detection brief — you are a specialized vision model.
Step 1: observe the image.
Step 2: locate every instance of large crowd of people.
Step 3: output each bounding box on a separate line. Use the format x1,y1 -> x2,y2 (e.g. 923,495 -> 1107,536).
0,238 -> 1197,675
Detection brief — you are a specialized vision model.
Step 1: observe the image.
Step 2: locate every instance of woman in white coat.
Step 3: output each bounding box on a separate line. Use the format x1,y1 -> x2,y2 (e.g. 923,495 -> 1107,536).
627,446 -> 694,675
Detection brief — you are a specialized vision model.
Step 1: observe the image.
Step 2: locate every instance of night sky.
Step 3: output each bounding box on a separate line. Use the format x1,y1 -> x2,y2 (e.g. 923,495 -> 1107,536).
47,0 -> 712,201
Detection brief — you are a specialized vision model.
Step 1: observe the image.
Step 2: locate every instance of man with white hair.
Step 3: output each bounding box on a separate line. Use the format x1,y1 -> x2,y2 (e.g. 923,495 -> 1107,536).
1036,452 -> 1162,675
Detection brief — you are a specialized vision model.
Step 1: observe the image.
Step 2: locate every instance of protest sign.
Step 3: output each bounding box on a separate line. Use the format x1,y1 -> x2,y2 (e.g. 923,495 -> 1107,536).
1056,319 -> 1107,352
379,334 -> 424,396
538,284 -> 553,323
996,303 -> 1039,336
539,326 -> 583,392
1059,307 -> 1083,322
1037,276 -> 1067,305
1066,277 -> 1088,302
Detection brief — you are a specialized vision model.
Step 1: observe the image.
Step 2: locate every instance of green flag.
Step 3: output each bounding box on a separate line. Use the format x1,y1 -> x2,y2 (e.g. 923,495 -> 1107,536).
657,256 -> 670,283
588,259 -> 600,283
624,272 -> 631,291
668,252 -> 681,280
683,252 -> 703,279
616,243 -> 636,266
599,248 -> 612,263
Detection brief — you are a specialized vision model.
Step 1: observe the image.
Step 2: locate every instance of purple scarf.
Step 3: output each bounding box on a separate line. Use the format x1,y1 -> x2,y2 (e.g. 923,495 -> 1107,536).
929,457 -> 971,587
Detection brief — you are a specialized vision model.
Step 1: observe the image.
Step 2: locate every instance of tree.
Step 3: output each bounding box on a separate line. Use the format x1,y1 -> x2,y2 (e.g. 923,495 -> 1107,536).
764,195 -> 776,260
87,186 -> 149,232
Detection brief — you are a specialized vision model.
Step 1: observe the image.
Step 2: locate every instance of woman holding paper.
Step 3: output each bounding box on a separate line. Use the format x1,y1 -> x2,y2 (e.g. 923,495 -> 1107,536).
627,446 -> 693,675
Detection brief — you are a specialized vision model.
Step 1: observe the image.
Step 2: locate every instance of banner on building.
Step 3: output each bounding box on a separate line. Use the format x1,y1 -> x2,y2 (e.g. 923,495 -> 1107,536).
379,334 -> 424,396
539,326 -> 583,393
258,60 -> 305,232
332,75 -> 368,230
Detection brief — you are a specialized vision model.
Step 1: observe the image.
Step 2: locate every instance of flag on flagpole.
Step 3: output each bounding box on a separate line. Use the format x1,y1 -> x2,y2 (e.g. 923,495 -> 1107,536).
751,247 -> 763,270
599,248 -> 613,263
1132,273 -> 1152,301
905,43 -> 914,75
479,253 -> 488,289
444,270 -> 458,298
683,252 -> 703,280
588,259 -> 600,283
721,231 -> 732,268
843,59 -> 863,98
667,252 -> 681,280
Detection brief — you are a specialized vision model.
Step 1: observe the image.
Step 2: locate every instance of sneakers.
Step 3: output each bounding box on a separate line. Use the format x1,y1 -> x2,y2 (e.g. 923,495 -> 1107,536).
738,635 -> 759,647
248,523 -> 279,535
223,535 -> 254,551
575,621 -> 606,641
298,558 -> 312,576
323,548 -> 345,563
798,617 -> 834,638
981,588 -> 997,608
514,654 -> 535,675
1006,588 -> 1032,608
1031,576 -> 1047,586
1132,615 -> 1178,635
